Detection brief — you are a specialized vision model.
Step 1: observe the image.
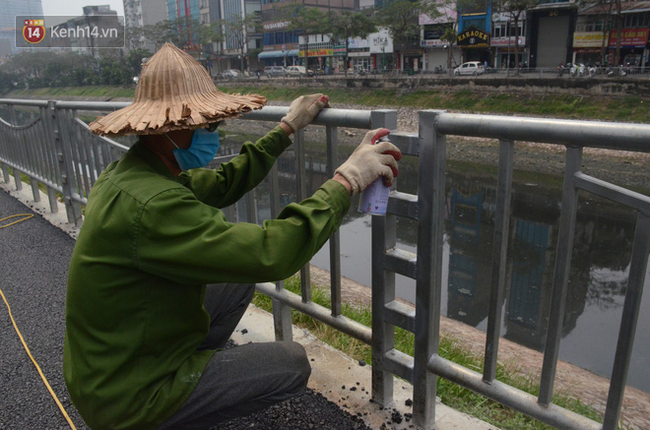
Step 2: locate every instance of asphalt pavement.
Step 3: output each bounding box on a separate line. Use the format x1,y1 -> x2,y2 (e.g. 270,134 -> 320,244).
0,186 -> 379,430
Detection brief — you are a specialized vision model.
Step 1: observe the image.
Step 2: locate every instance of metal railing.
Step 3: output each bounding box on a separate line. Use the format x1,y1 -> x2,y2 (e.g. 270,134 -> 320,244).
1,98 -> 649,430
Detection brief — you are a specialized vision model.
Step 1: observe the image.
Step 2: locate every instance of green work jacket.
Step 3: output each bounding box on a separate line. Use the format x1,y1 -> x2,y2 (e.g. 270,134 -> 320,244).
63,126 -> 350,429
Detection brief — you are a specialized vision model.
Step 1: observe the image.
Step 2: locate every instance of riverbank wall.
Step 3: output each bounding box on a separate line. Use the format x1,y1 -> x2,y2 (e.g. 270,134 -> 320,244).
218,74 -> 650,99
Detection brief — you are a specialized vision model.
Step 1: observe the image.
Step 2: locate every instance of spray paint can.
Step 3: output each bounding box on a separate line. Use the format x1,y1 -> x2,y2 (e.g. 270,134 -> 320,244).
358,136 -> 391,216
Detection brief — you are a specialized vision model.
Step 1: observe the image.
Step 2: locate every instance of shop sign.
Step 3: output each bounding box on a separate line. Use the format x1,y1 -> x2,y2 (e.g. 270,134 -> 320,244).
263,21 -> 289,31
420,39 -> 447,48
349,29 -> 393,53
369,29 -> 393,53
348,37 -> 369,49
457,25 -> 489,47
298,48 -> 333,57
334,45 -> 346,55
491,36 -> 526,47
573,31 -> 607,48
608,28 -> 649,47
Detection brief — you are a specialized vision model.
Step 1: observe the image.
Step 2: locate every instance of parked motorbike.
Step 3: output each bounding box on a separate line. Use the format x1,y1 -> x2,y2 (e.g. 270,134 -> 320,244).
587,65 -> 597,77
557,63 -> 571,77
570,63 -> 587,78
607,66 -> 628,77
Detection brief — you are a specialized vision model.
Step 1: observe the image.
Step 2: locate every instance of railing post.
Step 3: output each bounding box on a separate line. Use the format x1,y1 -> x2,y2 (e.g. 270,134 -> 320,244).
369,109 -> 398,407
539,145 -> 583,405
49,101 -> 82,226
8,105 -> 23,191
1,163 -> 10,184
483,139 -> 515,382
269,162 -> 293,341
326,125 -> 342,317
603,212 -> 650,429
412,110 -> 446,428
294,129 -> 311,303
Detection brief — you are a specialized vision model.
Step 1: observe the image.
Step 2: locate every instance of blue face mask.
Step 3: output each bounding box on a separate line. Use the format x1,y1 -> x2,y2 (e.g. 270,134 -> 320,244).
166,128 -> 220,171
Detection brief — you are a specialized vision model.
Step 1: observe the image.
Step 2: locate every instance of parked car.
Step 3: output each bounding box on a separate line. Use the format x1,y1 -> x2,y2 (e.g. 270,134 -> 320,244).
286,65 -> 313,77
453,61 -> 485,76
264,66 -> 288,77
347,65 -> 367,76
220,69 -> 241,79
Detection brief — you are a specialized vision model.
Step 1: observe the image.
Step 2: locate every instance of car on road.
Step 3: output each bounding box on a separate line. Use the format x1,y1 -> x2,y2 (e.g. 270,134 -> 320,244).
286,66 -> 313,77
219,69 -> 241,79
453,61 -> 485,76
264,66 -> 288,77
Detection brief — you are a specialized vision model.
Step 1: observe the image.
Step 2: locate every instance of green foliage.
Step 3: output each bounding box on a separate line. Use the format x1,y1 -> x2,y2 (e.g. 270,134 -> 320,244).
376,0 -> 437,52
328,11 -> 377,76
217,13 -> 261,71
285,5 -> 328,67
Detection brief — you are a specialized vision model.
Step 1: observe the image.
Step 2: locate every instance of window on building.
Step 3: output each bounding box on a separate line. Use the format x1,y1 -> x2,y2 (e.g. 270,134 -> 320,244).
276,31 -> 284,44
492,23 -> 504,38
624,12 -> 650,28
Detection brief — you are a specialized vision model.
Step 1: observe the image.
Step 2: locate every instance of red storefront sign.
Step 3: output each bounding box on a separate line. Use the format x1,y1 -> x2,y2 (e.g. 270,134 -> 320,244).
608,28 -> 649,47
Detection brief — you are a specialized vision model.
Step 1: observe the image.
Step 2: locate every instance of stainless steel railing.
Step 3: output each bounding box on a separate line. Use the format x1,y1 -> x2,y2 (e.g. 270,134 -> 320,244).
1,98 -> 649,430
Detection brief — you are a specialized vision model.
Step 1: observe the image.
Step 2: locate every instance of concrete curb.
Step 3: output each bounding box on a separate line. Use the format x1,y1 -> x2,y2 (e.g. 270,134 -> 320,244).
232,305 -> 498,430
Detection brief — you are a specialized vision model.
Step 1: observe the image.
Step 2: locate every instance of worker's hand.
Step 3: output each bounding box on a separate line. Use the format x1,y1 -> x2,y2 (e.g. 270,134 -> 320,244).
281,94 -> 330,133
335,128 -> 402,195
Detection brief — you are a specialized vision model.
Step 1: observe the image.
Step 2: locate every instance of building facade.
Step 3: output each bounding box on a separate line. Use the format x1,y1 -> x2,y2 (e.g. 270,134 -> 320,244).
574,1 -> 650,69
0,0 -> 43,55
258,0 -> 357,70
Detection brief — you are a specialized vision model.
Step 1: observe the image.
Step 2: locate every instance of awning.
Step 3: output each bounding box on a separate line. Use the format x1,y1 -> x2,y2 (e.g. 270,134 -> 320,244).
258,49 -> 299,59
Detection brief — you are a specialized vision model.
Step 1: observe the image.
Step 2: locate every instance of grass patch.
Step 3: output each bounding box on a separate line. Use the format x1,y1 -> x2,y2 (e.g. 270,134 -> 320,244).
8,85 -> 135,99
6,84 -> 650,123
253,275 -> 614,430
219,85 -> 650,123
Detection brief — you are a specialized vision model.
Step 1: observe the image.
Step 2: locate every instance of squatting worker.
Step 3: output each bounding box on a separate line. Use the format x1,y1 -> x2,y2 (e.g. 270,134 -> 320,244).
63,43 -> 401,430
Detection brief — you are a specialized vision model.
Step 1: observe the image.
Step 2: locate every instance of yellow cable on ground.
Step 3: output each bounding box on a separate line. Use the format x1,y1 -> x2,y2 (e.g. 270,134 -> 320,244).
0,213 -> 34,228
0,288 -> 77,430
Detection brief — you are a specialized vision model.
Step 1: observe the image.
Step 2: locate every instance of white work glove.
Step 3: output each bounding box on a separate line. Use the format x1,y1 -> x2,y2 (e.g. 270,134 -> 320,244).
281,94 -> 331,132
335,128 -> 402,195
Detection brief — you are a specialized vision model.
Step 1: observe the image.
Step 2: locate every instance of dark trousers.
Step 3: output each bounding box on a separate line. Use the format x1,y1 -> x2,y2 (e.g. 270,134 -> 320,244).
156,283 -> 311,429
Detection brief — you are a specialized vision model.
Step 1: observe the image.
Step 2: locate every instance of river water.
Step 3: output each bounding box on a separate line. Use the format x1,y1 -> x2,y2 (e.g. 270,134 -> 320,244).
218,130 -> 650,395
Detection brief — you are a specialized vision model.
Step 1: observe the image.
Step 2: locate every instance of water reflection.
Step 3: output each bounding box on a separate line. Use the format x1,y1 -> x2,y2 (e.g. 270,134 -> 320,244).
216,129 -> 648,394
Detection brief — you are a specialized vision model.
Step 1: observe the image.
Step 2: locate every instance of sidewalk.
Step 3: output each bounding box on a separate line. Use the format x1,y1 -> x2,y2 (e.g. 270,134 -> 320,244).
0,179 -> 497,430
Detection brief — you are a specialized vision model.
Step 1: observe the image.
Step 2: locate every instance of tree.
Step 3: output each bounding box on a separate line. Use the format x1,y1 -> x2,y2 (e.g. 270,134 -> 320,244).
126,48 -> 153,77
328,11 -> 377,76
285,5 -> 328,69
613,0 -> 623,74
440,27 -> 458,75
492,0 -> 541,75
220,12 -> 262,73
376,0 -> 439,72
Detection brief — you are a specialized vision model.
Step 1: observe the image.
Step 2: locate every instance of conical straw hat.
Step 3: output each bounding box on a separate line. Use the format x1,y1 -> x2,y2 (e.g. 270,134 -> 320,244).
89,43 -> 267,137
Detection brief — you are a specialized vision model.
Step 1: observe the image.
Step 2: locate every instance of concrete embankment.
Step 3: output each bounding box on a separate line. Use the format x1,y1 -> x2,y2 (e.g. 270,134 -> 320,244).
217,74 -> 650,99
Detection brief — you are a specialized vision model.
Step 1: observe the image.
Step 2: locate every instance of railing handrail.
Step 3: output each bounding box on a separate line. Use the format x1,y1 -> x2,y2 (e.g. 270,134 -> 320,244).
1,98 -> 648,430
435,112 -> 650,151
